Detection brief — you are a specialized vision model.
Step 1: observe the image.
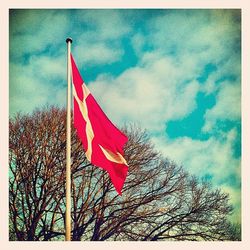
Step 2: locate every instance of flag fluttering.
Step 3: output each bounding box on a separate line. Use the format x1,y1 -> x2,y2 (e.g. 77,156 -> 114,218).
70,54 -> 128,195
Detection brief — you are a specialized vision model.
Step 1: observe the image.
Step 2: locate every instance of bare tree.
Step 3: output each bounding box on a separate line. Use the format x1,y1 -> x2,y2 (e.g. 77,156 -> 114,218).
9,107 -> 238,241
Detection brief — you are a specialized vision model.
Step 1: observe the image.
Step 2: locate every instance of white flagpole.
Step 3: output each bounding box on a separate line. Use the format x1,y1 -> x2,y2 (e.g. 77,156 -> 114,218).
65,37 -> 72,241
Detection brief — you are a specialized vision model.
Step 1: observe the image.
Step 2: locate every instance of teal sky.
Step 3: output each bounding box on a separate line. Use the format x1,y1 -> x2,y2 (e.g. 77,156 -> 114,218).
9,9 -> 241,223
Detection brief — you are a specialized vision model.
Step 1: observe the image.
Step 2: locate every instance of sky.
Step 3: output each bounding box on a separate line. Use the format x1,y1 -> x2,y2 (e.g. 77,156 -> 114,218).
9,9 -> 241,223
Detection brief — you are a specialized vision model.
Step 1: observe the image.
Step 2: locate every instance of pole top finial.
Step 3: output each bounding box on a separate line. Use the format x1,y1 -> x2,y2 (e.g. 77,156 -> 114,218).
66,37 -> 73,43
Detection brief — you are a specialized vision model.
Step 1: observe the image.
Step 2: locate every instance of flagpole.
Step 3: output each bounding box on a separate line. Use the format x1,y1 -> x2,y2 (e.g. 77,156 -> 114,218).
65,37 -> 72,241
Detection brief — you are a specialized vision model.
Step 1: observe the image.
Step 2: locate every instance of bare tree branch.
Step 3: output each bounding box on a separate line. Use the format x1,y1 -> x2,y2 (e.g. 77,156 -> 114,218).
9,107 -> 237,241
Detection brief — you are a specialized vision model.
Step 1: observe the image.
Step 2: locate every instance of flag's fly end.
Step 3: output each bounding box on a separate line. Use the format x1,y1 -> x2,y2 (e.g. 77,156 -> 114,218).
70,54 -> 129,195
66,37 -> 73,43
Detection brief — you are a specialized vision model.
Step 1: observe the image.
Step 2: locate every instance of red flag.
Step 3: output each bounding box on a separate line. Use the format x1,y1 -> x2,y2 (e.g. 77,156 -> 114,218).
70,54 -> 128,195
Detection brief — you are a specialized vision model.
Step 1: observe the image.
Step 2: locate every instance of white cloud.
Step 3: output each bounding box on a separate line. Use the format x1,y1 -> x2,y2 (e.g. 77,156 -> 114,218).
151,129 -> 239,180
10,54 -> 67,116
75,10 -> 131,41
28,55 -> 66,79
73,43 -> 124,66
131,33 -> 145,57
221,184 -> 241,223
150,129 -> 241,223
130,10 -> 241,99
146,10 -> 240,63
202,81 -> 241,132
88,53 -> 200,132
71,10 -> 131,66
200,71 -> 219,95
10,63 -> 51,115
10,10 -> 70,59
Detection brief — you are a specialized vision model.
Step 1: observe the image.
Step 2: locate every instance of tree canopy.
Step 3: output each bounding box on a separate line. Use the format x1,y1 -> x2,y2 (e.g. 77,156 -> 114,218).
9,107 -> 240,241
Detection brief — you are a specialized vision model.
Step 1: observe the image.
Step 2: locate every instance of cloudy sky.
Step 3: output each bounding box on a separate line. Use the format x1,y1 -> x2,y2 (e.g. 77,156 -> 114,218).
10,9 -> 241,223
